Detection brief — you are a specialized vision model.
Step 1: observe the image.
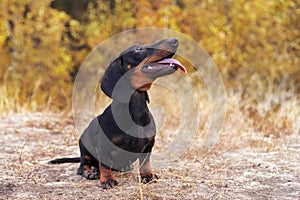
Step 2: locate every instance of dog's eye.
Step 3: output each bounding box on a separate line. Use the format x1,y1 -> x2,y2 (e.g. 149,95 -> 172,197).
134,46 -> 145,53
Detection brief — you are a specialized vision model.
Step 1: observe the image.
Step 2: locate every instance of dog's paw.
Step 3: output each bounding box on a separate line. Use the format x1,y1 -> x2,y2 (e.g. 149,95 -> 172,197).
100,179 -> 119,189
82,167 -> 100,180
141,173 -> 158,184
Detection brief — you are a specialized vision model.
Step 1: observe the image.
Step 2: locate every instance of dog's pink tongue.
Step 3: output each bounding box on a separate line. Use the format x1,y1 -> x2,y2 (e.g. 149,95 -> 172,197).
158,58 -> 187,73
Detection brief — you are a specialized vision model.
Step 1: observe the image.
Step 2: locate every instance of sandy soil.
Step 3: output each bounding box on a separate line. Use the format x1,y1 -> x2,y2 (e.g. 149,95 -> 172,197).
0,113 -> 299,200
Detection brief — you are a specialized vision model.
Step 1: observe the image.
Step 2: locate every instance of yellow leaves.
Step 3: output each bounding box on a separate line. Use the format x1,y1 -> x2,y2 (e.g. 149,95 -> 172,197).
0,0 -> 76,110
0,20 -> 7,45
0,0 -> 299,111
208,25 -> 219,35
55,51 -> 72,76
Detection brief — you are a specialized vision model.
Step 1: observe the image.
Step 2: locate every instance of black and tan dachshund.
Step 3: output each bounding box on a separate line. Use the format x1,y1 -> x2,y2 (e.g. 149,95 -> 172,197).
50,38 -> 186,189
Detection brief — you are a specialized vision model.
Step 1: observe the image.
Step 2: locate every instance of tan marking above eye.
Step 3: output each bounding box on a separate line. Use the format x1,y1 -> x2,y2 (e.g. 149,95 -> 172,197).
127,65 -> 131,70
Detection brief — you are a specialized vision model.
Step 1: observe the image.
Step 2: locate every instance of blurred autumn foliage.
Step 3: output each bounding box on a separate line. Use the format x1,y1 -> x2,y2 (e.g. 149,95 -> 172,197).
0,0 -> 299,113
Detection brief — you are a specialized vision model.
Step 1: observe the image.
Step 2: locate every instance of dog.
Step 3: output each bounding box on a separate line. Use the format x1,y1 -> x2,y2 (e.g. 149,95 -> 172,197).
50,38 -> 187,189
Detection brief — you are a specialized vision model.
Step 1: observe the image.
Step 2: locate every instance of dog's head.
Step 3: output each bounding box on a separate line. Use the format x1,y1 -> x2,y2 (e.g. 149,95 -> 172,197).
101,38 -> 186,102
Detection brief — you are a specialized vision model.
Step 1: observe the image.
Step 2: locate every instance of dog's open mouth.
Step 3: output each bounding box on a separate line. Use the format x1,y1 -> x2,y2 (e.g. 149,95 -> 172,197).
141,58 -> 187,76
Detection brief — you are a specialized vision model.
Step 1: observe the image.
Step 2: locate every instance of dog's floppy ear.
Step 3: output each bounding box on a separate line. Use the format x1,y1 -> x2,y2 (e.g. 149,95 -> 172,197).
101,58 -> 133,102
101,58 -> 124,98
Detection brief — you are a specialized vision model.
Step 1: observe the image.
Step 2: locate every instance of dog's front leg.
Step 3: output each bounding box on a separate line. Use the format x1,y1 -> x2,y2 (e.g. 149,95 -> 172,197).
139,154 -> 158,184
99,163 -> 118,189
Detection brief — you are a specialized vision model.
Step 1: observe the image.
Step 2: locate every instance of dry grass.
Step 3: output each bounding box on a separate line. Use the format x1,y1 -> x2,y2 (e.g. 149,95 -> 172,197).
0,82 -> 299,199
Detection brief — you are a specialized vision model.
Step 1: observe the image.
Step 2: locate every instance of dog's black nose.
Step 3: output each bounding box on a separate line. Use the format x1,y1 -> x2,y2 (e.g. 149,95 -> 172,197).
167,38 -> 178,46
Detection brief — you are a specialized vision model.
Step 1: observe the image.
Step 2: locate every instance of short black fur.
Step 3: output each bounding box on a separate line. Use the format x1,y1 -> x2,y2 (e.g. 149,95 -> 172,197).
50,38 -> 179,189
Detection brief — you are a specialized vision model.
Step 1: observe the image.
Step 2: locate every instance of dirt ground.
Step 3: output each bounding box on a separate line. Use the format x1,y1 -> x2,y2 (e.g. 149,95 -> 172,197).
0,112 -> 299,200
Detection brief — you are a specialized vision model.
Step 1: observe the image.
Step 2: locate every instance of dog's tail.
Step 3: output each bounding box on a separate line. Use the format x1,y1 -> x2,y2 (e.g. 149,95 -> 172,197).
49,157 -> 80,164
